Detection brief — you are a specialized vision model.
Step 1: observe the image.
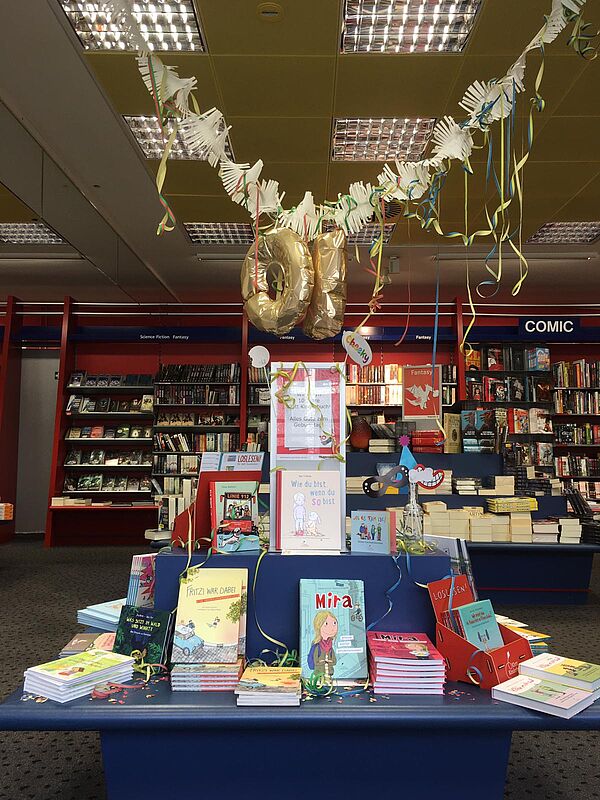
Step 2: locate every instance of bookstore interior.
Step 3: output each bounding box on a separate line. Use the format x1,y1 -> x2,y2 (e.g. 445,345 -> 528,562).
1,1 -> 600,799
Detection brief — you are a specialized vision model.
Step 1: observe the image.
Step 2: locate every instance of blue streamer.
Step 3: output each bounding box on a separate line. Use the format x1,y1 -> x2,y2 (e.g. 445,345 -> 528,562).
366,554 -> 403,631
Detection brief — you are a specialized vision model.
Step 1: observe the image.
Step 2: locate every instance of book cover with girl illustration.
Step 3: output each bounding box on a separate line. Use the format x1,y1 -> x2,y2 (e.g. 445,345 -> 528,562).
299,578 -> 367,685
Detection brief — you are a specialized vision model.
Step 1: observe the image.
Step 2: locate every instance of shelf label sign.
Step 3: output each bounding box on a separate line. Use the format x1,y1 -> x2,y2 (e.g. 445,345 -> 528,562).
518,317 -> 580,339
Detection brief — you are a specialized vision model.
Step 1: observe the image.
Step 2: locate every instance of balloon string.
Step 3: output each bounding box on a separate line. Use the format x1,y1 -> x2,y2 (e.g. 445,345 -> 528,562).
394,215 -> 412,346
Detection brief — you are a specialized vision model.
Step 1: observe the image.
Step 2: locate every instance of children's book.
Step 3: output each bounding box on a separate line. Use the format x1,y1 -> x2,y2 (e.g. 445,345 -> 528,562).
113,605 -> 174,667
367,632 -> 444,666
452,599 -> 504,651
492,674 -> 600,719
209,480 -> 259,530
299,578 -> 367,685
25,649 -> 133,685
277,470 -> 342,552
171,568 -> 247,664
350,510 -> 396,554
519,653 -> 600,692
126,553 -> 156,607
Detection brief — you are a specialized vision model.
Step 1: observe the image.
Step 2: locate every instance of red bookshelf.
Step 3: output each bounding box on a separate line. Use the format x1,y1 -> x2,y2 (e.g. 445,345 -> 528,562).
0,297 -> 22,541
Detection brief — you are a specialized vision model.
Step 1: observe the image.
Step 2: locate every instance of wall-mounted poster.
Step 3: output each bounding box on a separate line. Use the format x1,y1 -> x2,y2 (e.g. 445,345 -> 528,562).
402,366 -> 442,420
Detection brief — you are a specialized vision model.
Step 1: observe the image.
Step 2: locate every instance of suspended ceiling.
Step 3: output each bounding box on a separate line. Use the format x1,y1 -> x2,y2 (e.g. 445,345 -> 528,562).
0,0 -> 598,303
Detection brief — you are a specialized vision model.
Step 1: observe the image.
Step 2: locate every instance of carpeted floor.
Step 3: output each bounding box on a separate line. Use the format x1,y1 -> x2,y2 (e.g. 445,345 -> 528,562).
0,538 -> 599,799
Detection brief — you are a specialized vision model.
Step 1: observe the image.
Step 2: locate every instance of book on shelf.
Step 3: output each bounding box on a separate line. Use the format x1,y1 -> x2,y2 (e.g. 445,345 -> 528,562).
554,388 -> 600,415
235,666 -> 302,706
350,510 -> 397,554
492,674 -> 600,719
113,605 -> 174,667
209,480 -> 259,529
157,363 -> 241,383
171,568 -> 247,664
553,359 -> 600,389
465,350 -> 481,371
299,578 -> 367,685
526,346 -> 551,371
276,470 -> 342,552
484,346 -> 504,371
126,554 -> 156,607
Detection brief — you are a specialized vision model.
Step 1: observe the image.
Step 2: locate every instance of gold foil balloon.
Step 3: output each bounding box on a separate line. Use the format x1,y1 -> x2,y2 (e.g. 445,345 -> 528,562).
241,227 -> 314,337
303,228 -> 347,340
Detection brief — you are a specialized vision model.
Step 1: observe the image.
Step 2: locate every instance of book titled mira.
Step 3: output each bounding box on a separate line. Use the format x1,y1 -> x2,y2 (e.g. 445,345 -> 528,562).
299,579 -> 367,685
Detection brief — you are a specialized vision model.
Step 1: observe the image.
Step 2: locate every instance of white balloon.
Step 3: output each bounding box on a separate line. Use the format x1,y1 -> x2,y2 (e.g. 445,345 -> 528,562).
248,345 -> 270,368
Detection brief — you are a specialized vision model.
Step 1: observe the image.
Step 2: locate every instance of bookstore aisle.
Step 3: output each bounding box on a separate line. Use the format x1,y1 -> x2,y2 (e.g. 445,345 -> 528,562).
0,538 -> 597,800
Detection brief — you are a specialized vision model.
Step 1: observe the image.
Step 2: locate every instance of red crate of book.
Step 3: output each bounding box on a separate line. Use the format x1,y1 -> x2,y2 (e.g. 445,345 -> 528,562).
427,575 -> 532,690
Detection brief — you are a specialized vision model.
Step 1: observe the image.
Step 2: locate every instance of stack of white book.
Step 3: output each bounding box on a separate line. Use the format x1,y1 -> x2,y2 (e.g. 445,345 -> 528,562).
491,514 -> 511,542
559,517 -> 582,544
171,659 -> 244,692
492,653 -> 600,719
469,514 -> 494,542
346,476 -> 366,494
24,650 -> 134,703
452,477 -> 481,495
532,520 -> 559,543
369,438 -> 395,453
77,598 -> 126,631
510,512 -> 533,542
368,632 -> 445,695
235,666 -> 301,706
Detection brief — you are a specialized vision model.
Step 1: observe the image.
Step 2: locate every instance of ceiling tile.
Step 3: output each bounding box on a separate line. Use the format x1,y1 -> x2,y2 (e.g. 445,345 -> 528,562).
553,170 -> 600,220
160,160 -> 226,195
257,162 -> 328,205
555,61 -> 600,116
228,116 -> 332,163
166,194 -> 252,223
199,0 -> 342,55
466,0 -> 558,56
0,184 -> 36,222
335,55 -> 459,117
532,117 -> 600,162
85,53 -> 221,115
211,56 -> 336,116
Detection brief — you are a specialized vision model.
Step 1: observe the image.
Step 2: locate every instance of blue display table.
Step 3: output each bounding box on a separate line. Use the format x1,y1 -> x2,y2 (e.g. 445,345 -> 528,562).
468,542 -> 600,605
1,681 -> 600,799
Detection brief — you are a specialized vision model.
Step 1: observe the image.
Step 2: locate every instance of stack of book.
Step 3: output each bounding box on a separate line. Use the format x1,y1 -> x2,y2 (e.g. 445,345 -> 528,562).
126,554 -> 156,608
24,650 -> 135,703
422,505 -> 451,537
479,475 -> 515,496
76,598 -> 126,632
59,632 -> 115,658
369,438 -> 396,454
0,502 -> 13,519
448,508 -> 472,538
492,653 -> 600,719
171,660 -> 244,692
469,514 -> 494,542
410,430 -> 445,454
367,631 -> 445,695
346,476 -> 366,494
491,514 -> 511,542
509,512 -> 533,542
531,520 -> 559,543
559,517 -> 582,544
487,496 -> 538,513
235,666 -> 302,706
453,477 -> 482,495
505,626 -> 552,656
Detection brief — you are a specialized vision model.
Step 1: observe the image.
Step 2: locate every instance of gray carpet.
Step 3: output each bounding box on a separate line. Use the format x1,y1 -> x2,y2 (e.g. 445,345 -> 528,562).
0,538 -> 599,799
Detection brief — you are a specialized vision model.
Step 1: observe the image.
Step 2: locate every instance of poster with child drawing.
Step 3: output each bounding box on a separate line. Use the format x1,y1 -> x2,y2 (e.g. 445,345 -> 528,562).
276,470 -> 342,552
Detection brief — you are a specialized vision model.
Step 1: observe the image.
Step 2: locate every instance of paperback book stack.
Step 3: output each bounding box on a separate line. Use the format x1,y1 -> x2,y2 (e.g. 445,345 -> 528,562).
453,477 -> 481,496
487,497 -> 538,513
531,520 -> 559,543
369,438 -> 395,454
77,599 -> 126,632
235,666 -> 302,706
491,514 -> 511,543
479,475 -> 515,496
509,512 -> 533,542
346,476 -> 366,495
493,653 -> 600,719
506,626 -> 552,656
171,660 -> 244,692
367,632 -> 445,695
559,517 -> 582,544
126,554 -> 156,608
24,650 -> 135,703
422,503 -> 451,538
469,514 -> 494,542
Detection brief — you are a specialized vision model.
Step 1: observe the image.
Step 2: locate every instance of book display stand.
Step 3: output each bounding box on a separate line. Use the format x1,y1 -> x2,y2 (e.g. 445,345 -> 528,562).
428,575 -> 532,689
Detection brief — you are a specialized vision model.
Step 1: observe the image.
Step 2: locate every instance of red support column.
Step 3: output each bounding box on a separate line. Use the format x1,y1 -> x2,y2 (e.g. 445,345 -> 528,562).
44,296 -> 74,546
0,297 -> 22,542
454,296 -> 466,401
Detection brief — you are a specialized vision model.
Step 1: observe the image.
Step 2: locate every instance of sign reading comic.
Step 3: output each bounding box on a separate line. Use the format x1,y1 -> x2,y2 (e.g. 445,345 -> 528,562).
275,365 -> 342,455
401,366 -> 442,420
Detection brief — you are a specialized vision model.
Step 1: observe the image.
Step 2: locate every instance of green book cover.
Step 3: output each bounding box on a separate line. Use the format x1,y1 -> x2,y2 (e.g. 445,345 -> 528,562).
28,650 -> 133,682
113,605 -> 174,666
521,653 -> 600,690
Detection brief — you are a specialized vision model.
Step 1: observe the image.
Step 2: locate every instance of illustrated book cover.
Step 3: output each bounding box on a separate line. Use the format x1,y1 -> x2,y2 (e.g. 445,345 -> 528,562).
299,578 -> 367,685
171,568 -> 247,664
276,470 -> 342,552
452,599 -> 504,651
519,653 -> 600,692
350,510 -> 396,554
113,605 -> 174,667
492,674 -> 600,719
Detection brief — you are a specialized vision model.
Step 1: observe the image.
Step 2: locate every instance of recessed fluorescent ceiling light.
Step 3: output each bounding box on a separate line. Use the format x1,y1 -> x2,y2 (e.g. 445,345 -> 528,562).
0,222 -> 65,245
323,222 -> 396,244
60,1 -> 204,51
332,117 -> 435,161
527,222 -> 600,245
124,116 -> 234,160
342,0 -> 482,53
185,223 -> 255,245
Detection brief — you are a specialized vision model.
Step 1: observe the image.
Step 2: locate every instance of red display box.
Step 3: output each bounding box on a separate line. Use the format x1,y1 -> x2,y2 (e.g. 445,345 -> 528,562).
427,575 -> 532,690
